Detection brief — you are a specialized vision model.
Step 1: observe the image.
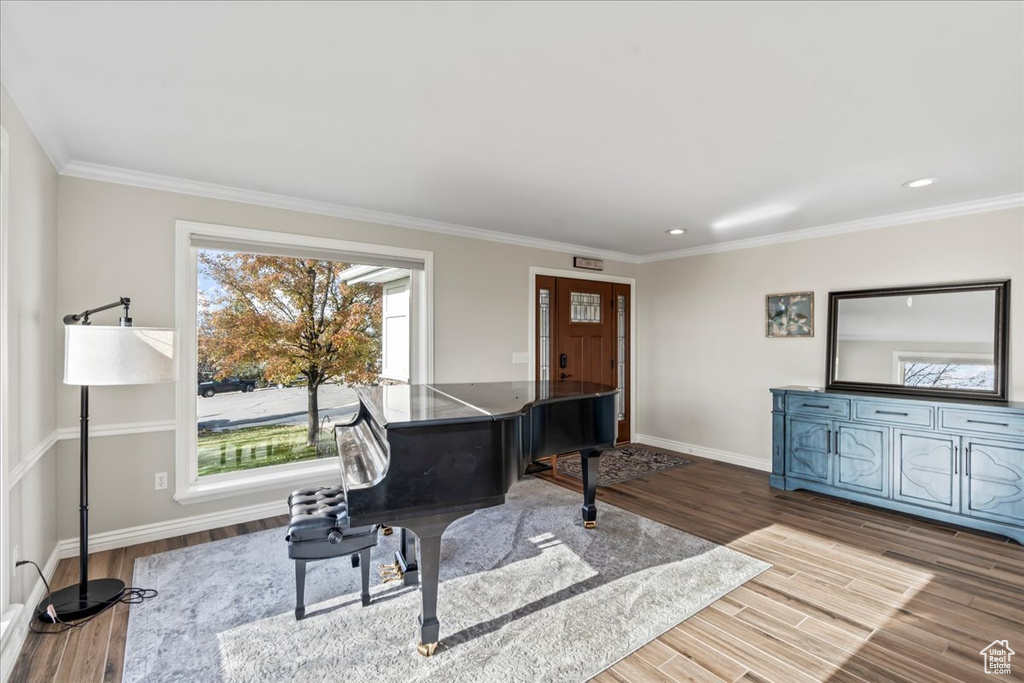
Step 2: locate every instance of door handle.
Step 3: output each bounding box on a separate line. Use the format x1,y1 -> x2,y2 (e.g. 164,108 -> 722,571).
559,373 -> 573,380
826,429 -> 831,454
954,446 -> 958,475
966,419 -> 1009,428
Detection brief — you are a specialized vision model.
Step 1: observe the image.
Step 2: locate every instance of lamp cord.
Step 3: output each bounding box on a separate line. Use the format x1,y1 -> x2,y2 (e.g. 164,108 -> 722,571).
16,560 -> 158,634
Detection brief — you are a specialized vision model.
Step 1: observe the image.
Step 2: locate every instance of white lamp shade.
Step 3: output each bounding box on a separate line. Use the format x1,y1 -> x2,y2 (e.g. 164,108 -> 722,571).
64,326 -> 176,386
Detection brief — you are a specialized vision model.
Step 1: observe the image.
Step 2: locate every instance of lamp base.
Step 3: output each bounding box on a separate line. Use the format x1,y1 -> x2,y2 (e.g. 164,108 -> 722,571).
36,578 -> 126,622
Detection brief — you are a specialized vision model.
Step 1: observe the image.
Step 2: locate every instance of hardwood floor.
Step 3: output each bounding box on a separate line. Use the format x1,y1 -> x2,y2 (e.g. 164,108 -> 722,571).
10,450 -> 1024,682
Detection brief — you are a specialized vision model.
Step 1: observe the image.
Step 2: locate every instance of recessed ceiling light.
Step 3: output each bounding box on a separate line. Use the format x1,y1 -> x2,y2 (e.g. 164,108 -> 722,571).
666,228 -> 686,235
903,178 -> 937,189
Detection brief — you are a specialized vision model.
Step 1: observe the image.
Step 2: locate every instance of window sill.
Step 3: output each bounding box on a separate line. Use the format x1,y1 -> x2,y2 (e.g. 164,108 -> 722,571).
174,459 -> 340,505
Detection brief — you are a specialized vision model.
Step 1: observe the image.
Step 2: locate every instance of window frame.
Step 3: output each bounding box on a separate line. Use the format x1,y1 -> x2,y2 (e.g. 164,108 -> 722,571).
0,125 -> 11,633
380,278 -> 411,382
174,220 -> 433,504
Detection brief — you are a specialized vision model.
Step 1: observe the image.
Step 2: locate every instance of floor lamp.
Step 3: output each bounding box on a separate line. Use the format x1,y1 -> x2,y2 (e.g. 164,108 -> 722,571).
39,297 -> 175,622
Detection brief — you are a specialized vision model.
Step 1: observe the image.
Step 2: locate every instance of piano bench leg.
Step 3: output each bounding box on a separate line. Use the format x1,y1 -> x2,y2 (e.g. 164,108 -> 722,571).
359,547 -> 372,606
294,559 -> 307,620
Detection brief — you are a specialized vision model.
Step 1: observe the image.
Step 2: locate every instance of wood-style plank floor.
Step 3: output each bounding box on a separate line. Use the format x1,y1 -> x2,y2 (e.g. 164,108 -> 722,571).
11,449 -> 1024,682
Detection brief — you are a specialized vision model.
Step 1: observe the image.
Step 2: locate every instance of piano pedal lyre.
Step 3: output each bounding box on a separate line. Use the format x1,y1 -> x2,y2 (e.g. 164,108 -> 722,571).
379,562 -> 404,583
380,525 -> 394,536
417,642 -> 439,657
584,521 -> 597,530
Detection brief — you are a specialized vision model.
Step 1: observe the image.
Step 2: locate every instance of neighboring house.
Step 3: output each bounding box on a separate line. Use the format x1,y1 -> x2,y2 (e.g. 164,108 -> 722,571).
339,265 -> 410,383
980,640 -> 1015,675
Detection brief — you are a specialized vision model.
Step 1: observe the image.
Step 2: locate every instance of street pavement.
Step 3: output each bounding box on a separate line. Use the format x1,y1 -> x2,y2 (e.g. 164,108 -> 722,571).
197,384 -> 360,431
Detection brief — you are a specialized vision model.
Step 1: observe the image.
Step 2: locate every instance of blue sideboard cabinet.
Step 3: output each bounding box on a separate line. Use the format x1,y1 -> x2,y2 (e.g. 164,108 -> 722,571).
770,386 -> 1024,544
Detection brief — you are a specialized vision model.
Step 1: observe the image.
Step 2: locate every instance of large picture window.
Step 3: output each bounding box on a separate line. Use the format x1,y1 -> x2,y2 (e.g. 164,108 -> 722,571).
175,221 -> 432,503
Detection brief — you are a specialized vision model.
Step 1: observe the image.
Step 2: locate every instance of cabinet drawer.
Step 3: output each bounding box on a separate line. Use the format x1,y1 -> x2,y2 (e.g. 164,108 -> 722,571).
939,408 -> 1024,439
853,400 -> 933,428
786,395 -> 849,419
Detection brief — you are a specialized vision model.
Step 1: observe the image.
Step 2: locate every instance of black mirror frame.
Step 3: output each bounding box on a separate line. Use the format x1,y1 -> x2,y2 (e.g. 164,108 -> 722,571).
825,280 -> 1010,403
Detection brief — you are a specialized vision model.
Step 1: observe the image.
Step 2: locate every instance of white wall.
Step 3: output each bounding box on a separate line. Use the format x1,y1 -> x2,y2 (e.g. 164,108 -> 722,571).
637,207 -> 1024,470
54,176 -> 637,536
0,84 -> 59,672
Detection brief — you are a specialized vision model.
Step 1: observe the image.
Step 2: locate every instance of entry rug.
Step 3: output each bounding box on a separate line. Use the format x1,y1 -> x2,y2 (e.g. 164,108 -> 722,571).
557,445 -> 692,486
123,478 -> 768,683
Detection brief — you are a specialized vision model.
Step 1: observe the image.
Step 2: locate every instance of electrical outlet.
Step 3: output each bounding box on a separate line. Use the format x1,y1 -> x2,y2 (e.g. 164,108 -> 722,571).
512,352 -> 529,364
155,472 -> 168,490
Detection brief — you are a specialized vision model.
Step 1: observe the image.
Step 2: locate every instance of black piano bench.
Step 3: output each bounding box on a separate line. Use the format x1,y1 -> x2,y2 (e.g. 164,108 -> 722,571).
285,486 -> 379,620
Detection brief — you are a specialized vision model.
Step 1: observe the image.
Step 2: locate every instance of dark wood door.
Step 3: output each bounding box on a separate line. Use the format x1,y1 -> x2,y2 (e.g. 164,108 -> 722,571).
556,277 -> 615,387
536,275 -> 630,443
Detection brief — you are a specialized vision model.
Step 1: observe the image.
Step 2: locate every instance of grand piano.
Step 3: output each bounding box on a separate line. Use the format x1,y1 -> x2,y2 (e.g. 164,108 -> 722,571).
331,380 -> 617,656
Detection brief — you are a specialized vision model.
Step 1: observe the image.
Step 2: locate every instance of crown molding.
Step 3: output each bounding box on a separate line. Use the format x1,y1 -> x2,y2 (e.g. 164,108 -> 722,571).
637,193 -> 1024,263
60,161 -> 1022,264
60,160 -> 643,264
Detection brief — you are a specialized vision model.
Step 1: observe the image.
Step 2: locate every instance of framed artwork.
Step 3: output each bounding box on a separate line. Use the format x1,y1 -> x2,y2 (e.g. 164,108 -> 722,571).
766,292 -> 814,337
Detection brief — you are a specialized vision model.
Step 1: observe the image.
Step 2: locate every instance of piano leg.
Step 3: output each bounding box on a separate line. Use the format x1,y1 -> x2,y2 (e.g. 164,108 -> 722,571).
395,510 -> 472,657
580,448 -> 601,529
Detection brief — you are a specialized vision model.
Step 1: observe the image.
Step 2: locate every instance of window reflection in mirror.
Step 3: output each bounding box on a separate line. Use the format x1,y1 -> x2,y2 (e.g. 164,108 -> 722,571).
834,290 -> 996,391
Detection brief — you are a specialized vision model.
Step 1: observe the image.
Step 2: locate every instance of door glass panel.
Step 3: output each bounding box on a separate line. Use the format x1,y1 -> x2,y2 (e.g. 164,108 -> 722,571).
617,294 -> 626,420
570,292 -> 601,323
539,288 -> 551,381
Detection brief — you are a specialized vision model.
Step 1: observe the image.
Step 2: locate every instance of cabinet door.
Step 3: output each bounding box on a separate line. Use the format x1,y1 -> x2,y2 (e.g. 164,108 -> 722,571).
964,438 -> 1024,525
785,416 -> 831,483
835,422 -> 888,497
894,430 -> 959,511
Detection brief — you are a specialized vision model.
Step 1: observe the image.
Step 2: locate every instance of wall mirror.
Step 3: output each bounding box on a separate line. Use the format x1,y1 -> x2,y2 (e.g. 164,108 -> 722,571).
826,280 -> 1010,402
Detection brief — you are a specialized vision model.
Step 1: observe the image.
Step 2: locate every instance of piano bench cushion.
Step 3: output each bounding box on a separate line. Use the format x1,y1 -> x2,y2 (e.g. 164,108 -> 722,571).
286,486 -> 349,542
285,486 -> 379,561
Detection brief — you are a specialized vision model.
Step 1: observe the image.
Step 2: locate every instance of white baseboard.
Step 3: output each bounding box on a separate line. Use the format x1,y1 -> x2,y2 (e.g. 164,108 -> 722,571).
635,434 -> 771,472
59,499 -> 285,559
0,543 -> 60,683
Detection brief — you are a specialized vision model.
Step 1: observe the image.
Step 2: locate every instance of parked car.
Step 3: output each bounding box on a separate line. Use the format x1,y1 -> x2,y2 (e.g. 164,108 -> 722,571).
197,377 -> 256,397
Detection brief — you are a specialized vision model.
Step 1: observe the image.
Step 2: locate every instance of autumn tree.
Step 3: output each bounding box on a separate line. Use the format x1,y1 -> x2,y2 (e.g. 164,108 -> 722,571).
199,252 -> 382,445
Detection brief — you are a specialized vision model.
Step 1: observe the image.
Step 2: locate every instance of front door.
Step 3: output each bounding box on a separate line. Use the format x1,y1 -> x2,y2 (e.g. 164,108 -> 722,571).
536,275 -> 630,443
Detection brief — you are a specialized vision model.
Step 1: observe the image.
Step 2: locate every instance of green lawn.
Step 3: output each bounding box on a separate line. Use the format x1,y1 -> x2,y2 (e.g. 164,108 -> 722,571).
197,424 -> 320,476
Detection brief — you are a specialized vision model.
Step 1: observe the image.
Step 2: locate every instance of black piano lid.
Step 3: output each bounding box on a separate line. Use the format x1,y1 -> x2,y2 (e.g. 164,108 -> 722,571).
355,381 -> 617,429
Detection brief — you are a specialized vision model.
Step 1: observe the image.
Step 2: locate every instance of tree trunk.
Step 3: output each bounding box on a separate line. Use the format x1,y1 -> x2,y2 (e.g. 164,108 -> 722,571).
306,383 -> 319,447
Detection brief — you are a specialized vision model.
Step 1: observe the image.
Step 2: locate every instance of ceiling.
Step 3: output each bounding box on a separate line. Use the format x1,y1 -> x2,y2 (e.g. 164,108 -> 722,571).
2,1 -> 1022,258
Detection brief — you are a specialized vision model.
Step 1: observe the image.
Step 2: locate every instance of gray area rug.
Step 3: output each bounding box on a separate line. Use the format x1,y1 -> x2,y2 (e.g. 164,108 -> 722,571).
123,478 -> 768,683
557,445 -> 692,486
